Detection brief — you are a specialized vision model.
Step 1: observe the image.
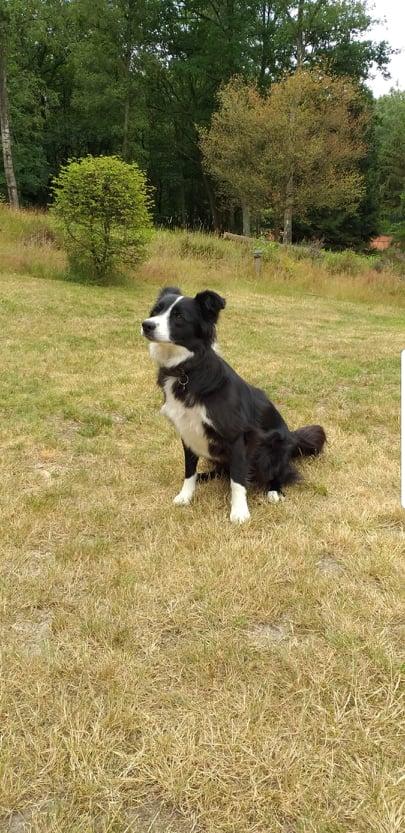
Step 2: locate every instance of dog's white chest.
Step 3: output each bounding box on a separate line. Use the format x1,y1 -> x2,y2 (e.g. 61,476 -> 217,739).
161,379 -> 213,458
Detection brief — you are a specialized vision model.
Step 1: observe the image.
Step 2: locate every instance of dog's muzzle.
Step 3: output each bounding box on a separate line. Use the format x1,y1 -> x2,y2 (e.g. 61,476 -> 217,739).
142,319 -> 157,340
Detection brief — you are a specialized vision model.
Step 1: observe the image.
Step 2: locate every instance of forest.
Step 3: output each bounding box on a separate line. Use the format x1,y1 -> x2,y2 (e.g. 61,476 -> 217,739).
1,0 -> 405,248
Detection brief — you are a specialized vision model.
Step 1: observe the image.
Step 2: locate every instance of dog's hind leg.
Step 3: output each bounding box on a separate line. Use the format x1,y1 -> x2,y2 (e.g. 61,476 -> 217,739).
267,489 -> 285,503
265,475 -> 285,503
173,442 -> 199,506
266,461 -> 300,502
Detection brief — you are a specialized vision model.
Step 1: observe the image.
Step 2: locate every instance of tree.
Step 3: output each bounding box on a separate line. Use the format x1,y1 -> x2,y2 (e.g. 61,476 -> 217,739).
0,0 -> 393,241
52,155 -> 153,282
376,90 -> 405,225
0,5 -> 18,207
266,69 -> 369,242
263,0 -> 392,81
201,70 -> 369,242
0,0 -> 76,203
295,91 -> 380,249
199,79 -> 270,235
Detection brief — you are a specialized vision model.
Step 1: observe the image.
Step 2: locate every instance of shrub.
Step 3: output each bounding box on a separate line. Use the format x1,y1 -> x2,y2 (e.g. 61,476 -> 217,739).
260,242 -> 280,263
376,248 -> 405,277
51,155 -> 153,283
392,221 -> 405,251
323,250 -> 367,275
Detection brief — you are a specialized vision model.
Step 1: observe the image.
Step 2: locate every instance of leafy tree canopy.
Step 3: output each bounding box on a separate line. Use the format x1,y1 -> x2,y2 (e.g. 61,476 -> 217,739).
0,0 -> 397,245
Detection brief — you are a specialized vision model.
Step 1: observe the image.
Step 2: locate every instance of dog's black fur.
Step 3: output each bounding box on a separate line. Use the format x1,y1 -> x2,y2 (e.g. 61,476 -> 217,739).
143,286 -> 326,519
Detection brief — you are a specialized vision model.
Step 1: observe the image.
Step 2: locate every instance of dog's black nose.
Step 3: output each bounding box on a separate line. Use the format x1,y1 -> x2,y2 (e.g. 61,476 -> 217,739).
142,319 -> 156,336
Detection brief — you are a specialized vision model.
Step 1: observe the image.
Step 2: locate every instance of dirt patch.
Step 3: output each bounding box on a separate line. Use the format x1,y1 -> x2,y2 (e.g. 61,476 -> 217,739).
2,801 -> 58,832
126,800 -> 197,832
12,612 -> 52,657
247,621 -> 292,647
34,463 -> 53,485
316,554 -> 344,576
4,812 -> 28,833
22,549 -> 55,578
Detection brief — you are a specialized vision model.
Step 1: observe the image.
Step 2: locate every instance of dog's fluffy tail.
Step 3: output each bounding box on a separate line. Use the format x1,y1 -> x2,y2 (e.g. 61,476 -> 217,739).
290,424 -> 326,457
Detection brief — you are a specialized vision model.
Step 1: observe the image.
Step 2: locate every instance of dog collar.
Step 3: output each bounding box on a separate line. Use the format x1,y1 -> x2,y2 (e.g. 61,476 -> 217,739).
178,372 -> 189,389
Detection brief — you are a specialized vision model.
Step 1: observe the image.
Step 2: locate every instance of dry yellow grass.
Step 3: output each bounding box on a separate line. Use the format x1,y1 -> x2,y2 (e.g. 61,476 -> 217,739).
0,211 -> 404,832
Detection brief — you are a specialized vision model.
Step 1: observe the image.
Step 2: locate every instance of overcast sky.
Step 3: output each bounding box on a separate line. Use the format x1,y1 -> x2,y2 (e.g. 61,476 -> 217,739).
366,0 -> 405,97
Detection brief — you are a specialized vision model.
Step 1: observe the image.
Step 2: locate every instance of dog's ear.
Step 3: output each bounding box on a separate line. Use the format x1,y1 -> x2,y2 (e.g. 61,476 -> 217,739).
157,286 -> 182,301
195,290 -> 226,323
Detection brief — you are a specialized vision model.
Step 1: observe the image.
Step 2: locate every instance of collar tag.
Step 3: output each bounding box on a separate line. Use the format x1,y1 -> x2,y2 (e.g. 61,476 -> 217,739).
178,373 -> 189,388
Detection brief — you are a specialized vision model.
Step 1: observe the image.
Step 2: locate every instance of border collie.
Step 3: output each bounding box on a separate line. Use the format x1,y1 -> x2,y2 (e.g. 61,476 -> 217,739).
142,287 -> 326,523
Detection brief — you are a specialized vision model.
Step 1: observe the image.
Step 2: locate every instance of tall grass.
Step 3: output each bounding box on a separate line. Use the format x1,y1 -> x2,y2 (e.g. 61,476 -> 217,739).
148,229 -> 405,307
0,205 -> 66,281
1,205 -> 404,307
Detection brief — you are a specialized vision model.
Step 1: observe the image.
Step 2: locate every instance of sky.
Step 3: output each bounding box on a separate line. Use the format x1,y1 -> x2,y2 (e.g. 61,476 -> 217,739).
366,0 -> 405,97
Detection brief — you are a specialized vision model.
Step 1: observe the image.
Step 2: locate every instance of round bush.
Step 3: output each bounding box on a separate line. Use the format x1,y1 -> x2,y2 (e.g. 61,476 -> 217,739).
52,155 -> 153,283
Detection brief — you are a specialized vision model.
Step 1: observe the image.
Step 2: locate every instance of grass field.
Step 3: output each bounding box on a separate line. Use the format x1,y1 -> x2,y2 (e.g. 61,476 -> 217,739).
0,209 -> 404,832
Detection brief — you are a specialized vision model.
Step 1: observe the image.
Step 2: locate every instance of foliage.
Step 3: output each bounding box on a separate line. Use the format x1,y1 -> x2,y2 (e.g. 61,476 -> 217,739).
393,218 -> 405,250
179,233 -> 226,261
51,155 -> 152,283
0,0 -> 394,243
322,249 -> 369,275
374,244 -> 405,276
199,79 -> 269,214
375,90 -> 405,226
201,70 -> 369,241
295,90 -> 380,249
265,70 -> 368,222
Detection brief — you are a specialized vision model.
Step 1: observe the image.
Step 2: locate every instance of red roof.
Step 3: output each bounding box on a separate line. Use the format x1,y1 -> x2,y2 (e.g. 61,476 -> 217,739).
369,235 -> 393,251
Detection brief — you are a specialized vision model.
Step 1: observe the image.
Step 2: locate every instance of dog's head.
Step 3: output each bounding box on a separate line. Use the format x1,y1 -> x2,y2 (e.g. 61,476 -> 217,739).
142,286 -> 226,349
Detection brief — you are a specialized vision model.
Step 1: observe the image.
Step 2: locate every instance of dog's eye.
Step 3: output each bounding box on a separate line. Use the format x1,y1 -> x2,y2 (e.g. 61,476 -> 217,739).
152,304 -> 163,315
173,309 -> 182,320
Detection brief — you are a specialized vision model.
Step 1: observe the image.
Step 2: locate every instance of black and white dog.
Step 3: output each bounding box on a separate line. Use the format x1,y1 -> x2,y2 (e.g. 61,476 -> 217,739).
142,287 -> 326,523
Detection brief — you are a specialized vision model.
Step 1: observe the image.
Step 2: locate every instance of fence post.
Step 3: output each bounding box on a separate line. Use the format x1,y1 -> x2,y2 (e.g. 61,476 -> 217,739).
254,249 -> 263,276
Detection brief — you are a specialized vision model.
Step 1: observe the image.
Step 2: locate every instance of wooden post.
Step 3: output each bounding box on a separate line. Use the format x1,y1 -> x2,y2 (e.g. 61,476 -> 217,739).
254,249 -> 262,275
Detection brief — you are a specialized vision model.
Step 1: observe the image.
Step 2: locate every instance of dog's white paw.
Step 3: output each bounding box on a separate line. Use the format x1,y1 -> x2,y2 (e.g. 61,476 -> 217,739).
173,475 -> 197,506
230,481 -> 250,523
173,492 -> 192,506
267,490 -> 285,504
230,506 -> 251,524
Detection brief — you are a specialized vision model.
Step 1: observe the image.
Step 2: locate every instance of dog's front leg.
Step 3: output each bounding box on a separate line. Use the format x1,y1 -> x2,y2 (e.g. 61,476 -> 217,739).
173,442 -> 199,506
229,435 -> 250,524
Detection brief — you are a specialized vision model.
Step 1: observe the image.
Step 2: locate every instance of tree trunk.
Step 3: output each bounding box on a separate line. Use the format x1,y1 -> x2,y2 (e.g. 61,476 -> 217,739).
122,48 -> 131,161
242,201 -> 251,236
179,176 -> 187,226
0,45 -> 19,208
282,175 -> 293,244
202,172 -> 220,231
296,0 -> 305,68
122,96 -> 130,161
